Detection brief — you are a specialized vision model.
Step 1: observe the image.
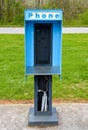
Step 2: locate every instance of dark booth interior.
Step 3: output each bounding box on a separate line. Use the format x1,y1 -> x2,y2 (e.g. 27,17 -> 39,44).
34,24 -> 52,114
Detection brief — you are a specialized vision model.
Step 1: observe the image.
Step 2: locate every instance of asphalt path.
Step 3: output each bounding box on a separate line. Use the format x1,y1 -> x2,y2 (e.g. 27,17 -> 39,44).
0,27 -> 88,34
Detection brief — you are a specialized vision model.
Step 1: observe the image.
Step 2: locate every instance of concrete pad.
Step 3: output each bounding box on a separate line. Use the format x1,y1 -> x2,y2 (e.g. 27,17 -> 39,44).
0,27 -> 88,34
0,103 -> 88,130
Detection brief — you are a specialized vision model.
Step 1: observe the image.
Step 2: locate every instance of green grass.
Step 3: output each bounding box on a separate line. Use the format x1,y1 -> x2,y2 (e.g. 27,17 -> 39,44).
0,34 -> 88,100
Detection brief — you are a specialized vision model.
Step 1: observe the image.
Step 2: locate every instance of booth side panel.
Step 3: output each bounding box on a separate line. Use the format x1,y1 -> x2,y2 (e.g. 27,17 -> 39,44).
60,21 -> 63,78
52,21 -> 62,73
25,21 -> 34,73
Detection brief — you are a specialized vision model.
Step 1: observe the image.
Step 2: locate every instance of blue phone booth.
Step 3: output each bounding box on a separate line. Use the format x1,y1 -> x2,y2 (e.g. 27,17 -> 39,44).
24,9 -> 62,126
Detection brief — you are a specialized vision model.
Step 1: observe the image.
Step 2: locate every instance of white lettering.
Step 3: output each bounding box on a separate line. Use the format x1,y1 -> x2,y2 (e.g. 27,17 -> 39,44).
28,12 -> 60,20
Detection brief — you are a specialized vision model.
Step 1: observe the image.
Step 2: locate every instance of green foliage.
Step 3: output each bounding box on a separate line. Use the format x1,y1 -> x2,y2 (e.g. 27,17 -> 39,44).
64,10 -> 88,27
0,34 -> 88,100
0,0 -> 88,26
44,0 -> 88,27
44,0 -> 59,9
79,10 -> 88,25
12,1 -> 24,26
0,0 -> 25,26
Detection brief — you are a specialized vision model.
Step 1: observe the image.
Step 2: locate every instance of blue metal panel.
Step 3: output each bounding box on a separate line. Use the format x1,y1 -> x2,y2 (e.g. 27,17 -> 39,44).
25,21 -> 34,67
52,22 -> 62,66
24,9 -> 62,75
60,22 -> 63,76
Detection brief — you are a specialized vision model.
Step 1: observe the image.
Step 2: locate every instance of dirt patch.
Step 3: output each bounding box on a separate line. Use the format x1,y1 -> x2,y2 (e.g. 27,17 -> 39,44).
0,99 -> 88,104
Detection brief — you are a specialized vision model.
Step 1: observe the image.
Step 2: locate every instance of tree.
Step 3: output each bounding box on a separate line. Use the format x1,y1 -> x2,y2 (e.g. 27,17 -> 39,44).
35,0 -> 44,8
0,0 -> 4,22
7,0 -> 12,22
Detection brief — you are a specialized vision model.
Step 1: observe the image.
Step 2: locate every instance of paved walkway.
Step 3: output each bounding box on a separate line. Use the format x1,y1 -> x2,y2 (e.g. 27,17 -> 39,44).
0,27 -> 88,34
0,103 -> 88,130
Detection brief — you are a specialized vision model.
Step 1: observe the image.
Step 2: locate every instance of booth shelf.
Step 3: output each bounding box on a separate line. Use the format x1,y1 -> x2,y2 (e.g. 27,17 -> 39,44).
26,66 -> 60,75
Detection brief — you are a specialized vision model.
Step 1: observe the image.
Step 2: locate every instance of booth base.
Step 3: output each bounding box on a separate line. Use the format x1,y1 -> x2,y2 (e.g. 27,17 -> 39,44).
28,107 -> 58,126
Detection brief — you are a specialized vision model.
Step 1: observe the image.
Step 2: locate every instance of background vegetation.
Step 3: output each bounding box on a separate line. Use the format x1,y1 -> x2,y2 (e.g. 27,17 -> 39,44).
0,0 -> 88,26
0,34 -> 88,100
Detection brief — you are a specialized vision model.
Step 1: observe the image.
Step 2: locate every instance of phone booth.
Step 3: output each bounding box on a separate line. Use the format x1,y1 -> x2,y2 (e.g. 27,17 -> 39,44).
24,9 -> 62,126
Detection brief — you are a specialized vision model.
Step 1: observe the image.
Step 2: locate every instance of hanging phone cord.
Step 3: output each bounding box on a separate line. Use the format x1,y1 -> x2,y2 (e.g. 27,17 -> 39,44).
38,76 -> 49,111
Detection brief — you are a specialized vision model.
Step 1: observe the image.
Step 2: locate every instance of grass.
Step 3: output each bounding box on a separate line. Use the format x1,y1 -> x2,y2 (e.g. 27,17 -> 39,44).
0,34 -> 88,100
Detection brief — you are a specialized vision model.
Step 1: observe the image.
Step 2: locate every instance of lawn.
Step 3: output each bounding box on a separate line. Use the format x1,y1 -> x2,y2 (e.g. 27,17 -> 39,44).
0,34 -> 88,100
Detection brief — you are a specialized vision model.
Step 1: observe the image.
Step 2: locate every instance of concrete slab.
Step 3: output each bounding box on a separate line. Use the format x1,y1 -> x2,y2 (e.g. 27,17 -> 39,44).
0,103 -> 88,130
0,27 -> 88,34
